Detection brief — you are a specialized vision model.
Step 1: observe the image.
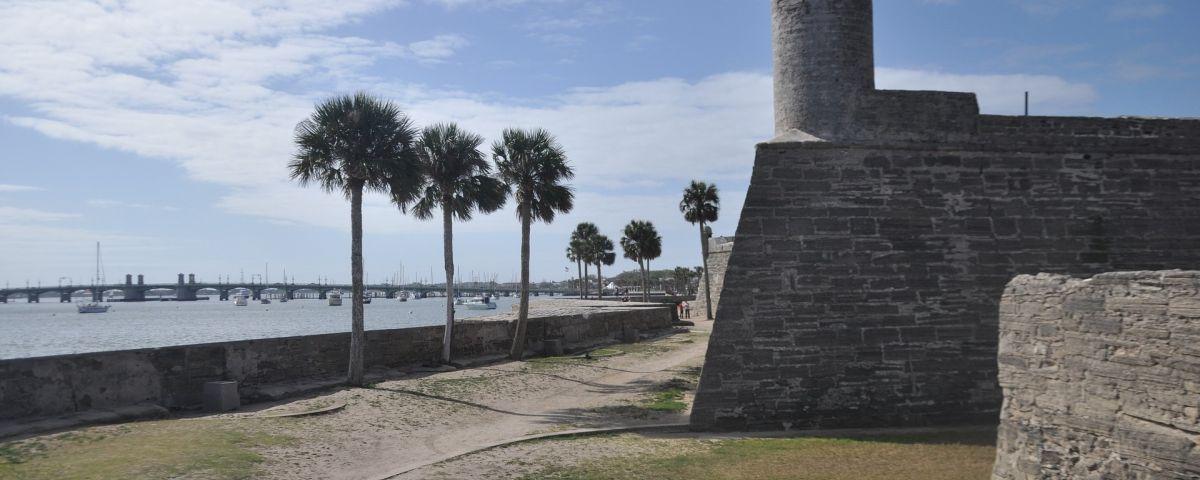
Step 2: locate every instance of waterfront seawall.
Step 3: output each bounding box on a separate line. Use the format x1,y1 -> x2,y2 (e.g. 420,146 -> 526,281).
0,300 -> 674,422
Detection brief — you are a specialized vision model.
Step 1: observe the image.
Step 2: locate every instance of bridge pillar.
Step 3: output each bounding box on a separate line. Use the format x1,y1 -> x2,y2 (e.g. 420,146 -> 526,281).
188,273 -> 196,284
60,292 -> 71,303
386,290 -> 396,299
123,288 -> 146,302
286,289 -> 295,300
28,293 -> 39,303
137,274 -> 144,285
178,273 -> 185,285
219,289 -> 229,301
176,286 -> 198,301
252,289 -> 261,300
125,274 -> 133,285
319,290 -> 327,300
92,289 -> 102,302
0,295 -> 6,303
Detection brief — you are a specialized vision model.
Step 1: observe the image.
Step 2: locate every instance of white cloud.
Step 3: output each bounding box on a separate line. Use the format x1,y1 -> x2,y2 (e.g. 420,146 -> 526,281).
0,184 -> 41,193
877,68 -> 1097,115
86,199 -> 180,212
1109,2 -> 1168,20
0,206 -> 80,223
407,34 -> 470,62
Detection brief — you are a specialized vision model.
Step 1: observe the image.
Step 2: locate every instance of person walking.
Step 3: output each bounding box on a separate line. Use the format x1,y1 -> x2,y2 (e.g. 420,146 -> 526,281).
683,300 -> 691,319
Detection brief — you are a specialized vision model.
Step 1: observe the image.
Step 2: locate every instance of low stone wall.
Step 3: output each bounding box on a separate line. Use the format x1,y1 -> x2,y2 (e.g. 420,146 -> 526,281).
993,271 -> 1200,479
0,301 -> 672,422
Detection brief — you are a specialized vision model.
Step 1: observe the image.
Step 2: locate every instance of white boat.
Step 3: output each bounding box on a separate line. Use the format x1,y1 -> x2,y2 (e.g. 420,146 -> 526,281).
363,296 -> 372,304
234,295 -> 248,306
463,296 -> 497,310
328,293 -> 342,306
77,303 -> 110,314
79,242 -> 110,314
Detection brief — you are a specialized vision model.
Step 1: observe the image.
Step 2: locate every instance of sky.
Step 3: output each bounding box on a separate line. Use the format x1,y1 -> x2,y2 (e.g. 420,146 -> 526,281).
0,0 -> 1197,289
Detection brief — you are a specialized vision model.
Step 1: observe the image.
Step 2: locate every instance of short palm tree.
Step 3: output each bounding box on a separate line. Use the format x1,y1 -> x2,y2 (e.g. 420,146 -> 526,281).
589,234 -> 615,299
570,222 -> 599,299
621,220 -> 663,302
289,92 -> 418,386
672,266 -> 693,295
680,180 -> 720,320
397,123 -> 507,365
494,128 -> 574,360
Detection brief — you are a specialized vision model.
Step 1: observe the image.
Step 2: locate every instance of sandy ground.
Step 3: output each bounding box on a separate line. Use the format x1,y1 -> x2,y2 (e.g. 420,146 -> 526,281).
218,318 -> 713,480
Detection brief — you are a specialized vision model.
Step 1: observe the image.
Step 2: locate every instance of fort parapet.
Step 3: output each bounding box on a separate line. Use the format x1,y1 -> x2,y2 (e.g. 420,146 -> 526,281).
691,0 -> 1200,431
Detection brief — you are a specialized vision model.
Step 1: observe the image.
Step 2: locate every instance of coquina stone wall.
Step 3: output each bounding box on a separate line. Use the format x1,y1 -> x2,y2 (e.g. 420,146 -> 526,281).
691,0 -> 1200,432
695,236 -> 733,319
0,302 -> 672,422
993,271 -> 1200,479
691,135 -> 1200,431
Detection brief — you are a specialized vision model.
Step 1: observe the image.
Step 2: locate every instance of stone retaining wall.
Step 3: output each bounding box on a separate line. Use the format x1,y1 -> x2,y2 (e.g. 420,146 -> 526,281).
0,301 -> 672,422
993,271 -> 1200,479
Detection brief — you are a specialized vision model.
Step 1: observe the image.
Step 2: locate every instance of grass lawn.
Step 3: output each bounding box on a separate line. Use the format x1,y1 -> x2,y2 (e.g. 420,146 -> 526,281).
0,418 -> 290,480
522,429 -> 996,480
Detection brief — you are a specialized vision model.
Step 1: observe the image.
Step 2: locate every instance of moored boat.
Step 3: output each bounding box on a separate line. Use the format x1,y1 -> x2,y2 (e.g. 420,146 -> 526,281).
77,303 -> 110,314
463,295 -> 497,310
234,295 -> 248,306
328,293 -> 342,306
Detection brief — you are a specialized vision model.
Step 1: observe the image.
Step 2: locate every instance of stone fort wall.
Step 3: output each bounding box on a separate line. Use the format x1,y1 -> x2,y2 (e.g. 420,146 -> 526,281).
0,302 -> 672,422
993,271 -> 1200,479
695,236 -> 733,319
691,122 -> 1200,430
691,0 -> 1200,432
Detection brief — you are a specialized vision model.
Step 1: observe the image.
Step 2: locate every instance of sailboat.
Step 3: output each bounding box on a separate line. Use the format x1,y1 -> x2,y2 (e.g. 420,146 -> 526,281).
78,242 -> 111,314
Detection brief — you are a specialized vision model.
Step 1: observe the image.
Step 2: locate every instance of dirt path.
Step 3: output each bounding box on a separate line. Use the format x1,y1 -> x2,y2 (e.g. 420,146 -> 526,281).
249,319 -> 712,479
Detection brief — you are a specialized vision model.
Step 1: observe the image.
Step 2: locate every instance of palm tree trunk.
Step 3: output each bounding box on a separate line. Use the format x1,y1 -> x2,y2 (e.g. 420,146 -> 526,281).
348,183 -> 365,386
583,263 -> 590,300
441,205 -> 455,364
576,258 -> 583,299
509,201 -> 532,360
637,258 -> 646,302
700,221 -> 713,320
595,262 -> 603,300
642,259 -> 650,302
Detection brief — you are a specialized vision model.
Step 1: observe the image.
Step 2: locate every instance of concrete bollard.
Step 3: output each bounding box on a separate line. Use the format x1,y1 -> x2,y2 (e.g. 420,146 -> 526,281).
203,381 -> 240,412
543,339 -> 564,356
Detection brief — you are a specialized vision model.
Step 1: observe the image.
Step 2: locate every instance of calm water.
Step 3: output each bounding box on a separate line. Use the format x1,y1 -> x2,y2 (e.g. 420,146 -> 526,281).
0,296 -> 525,359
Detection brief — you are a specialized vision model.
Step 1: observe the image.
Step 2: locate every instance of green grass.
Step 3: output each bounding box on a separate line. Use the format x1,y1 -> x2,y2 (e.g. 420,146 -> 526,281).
520,430 -> 996,480
0,419 -> 292,480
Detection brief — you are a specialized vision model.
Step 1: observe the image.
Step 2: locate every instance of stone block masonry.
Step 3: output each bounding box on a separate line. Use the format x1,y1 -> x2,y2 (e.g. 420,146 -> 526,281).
0,300 -> 672,423
695,237 -> 733,319
992,271 -> 1200,479
691,136 -> 1200,431
691,0 -> 1200,433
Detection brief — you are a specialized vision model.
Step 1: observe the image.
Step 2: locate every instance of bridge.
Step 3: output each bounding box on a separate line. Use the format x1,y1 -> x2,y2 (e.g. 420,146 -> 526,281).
0,273 -> 573,303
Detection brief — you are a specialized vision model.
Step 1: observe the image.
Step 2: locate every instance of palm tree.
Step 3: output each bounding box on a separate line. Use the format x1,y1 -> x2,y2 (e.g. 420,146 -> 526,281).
589,234 -> 615,299
397,123 -> 507,365
680,180 -> 720,320
620,220 -> 663,302
494,128 -> 574,360
672,266 -> 693,295
570,222 -> 598,299
289,92 -> 418,386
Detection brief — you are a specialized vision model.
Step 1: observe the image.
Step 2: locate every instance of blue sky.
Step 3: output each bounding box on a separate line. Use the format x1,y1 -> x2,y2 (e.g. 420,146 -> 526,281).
0,0 -> 1197,289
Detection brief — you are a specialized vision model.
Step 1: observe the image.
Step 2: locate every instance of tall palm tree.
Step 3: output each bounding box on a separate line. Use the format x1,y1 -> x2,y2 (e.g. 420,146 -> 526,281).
589,234 -> 615,299
289,92 -> 418,386
570,222 -> 598,299
680,180 -> 720,320
397,123 -> 507,365
672,266 -> 693,295
565,246 -> 581,298
620,220 -> 663,302
494,128 -> 574,360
